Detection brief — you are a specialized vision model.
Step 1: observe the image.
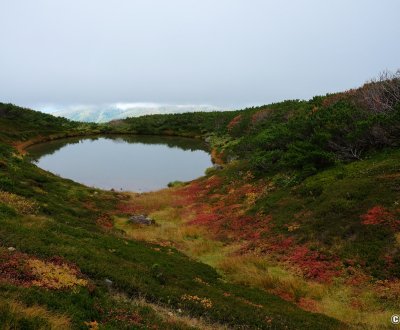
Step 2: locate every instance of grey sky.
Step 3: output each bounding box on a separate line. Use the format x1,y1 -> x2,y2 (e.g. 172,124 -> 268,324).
0,0 -> 399,111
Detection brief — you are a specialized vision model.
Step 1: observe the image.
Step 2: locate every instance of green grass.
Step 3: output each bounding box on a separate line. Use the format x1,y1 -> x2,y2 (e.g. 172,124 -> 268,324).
0,300 -> 53,330
248,148 -> 400,279
1,79 -> 399,328
0,104 -> 342,329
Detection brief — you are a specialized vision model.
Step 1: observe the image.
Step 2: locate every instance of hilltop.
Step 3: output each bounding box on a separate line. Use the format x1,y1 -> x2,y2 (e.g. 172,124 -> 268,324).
0,71 -> 399,329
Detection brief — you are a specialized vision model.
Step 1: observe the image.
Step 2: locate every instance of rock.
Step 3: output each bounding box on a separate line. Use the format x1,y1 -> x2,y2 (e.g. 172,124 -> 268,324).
129,214 -> 155,225
104,278 -> 113,292
7,247 -> 16,252
204,136 -> 211,144
212,164 -> 223,170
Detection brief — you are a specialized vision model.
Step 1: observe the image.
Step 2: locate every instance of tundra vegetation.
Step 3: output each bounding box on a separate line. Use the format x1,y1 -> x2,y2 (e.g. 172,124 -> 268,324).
0,71 -> 399,329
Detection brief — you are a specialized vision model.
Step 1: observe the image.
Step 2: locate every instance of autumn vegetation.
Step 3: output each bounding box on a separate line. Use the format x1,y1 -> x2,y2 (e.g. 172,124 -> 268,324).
0,70 -> 399,329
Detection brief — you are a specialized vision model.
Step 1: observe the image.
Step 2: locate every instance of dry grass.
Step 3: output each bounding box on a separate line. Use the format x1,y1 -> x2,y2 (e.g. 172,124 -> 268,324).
19,215 -> 50,228
125,188 -> 179,213
395,233 -> 400,246
0,191 -> 39,215
28,258 -> 88,290
217,254 -> 325,302
0,299 -> 71,330
320,289 -> 394,329
217,254 -> 397,329
116,189 -> 397,329
114,208 -> 235,267
115,191 -> 243,268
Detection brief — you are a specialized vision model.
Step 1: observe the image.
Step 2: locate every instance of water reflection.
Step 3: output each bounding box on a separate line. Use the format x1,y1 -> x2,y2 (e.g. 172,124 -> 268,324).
27,135 -> 212,192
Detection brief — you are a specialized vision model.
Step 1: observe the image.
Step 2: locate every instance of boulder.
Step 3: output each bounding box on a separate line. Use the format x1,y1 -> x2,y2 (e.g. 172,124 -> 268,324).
129,214 -> 155,225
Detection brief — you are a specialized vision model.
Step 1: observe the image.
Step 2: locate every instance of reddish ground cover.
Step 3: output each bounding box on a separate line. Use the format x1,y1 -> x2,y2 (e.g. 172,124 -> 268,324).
361,205 -> 400,230
227,115 -> 242,131
175,175 -> 344,283
0,250 -> 87,289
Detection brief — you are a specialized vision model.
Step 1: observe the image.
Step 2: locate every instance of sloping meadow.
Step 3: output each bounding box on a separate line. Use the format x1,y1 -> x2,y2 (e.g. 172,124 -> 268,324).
0,104 -> 340,329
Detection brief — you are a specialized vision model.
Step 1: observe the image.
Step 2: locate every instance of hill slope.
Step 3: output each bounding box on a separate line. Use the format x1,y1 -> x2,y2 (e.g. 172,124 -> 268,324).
0,103 -> 341,329
0,72 -> 399,329
108,72 -> 400,328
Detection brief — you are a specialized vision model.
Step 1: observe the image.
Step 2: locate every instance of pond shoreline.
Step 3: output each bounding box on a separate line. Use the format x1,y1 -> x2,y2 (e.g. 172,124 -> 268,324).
27,135 -> 214,192
16,130 -> 224,167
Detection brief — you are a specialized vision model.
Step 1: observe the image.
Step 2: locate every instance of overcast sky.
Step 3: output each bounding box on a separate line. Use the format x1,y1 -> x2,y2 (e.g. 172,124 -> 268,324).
0,0 -> 399,111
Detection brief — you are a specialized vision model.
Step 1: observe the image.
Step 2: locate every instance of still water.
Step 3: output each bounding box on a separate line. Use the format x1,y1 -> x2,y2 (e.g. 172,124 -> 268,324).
28,135 -> 212,192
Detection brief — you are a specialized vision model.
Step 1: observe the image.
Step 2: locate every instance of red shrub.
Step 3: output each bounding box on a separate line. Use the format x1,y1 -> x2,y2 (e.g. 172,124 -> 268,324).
251,109 -> 272,125
189,212 -> 219,226
361,205 -> 400,230
298,297 -> 320,312
321,89 -> 356,108
0,251 -> 35,286
227,115 -> 242,131
287,246 -> 342,282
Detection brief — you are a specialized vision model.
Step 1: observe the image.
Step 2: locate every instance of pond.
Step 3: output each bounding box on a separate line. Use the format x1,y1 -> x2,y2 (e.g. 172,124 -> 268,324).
27,135 -> 212,192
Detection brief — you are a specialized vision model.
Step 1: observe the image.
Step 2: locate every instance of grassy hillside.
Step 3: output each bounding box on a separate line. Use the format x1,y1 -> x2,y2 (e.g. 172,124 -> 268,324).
0,105 -> 340,328
117,72 -> 400,179
107,72 -> 400,328
0,72 -> 399,329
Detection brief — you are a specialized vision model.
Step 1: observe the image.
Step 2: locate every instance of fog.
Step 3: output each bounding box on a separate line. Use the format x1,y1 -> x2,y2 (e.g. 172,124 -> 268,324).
0,0 -> 399,111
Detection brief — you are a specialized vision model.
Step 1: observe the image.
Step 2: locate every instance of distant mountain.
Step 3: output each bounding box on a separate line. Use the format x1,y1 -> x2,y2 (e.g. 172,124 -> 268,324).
52,104 -> 228,123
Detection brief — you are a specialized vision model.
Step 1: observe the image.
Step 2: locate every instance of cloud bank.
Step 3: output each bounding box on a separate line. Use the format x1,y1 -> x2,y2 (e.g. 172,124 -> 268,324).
40,103 -> 230,123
